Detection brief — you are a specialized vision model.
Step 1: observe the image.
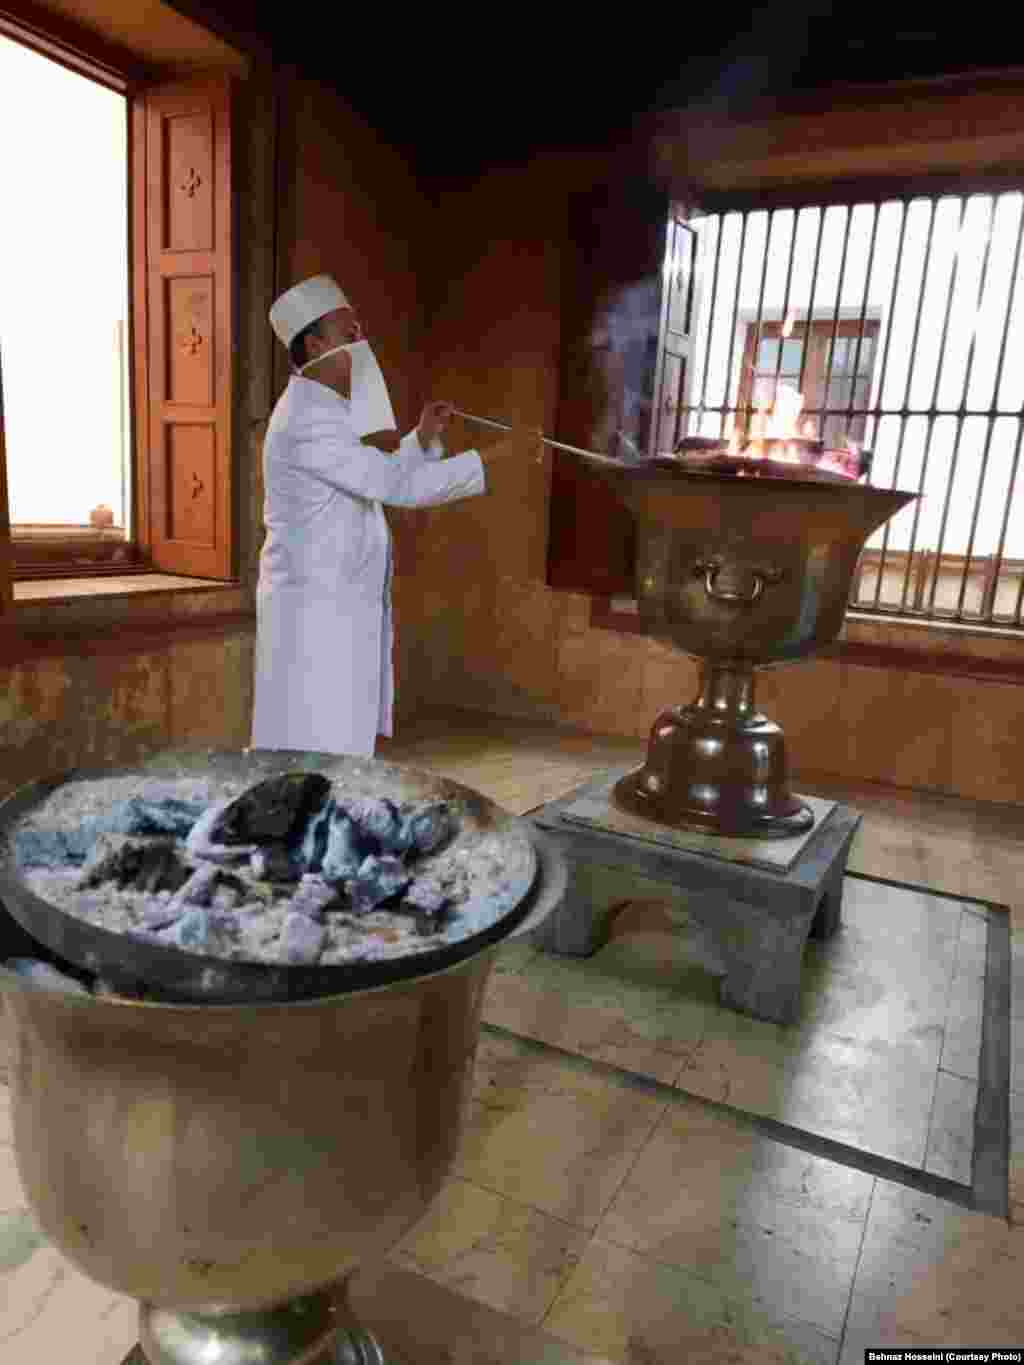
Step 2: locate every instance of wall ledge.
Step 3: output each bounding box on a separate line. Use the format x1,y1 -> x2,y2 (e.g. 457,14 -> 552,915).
12,573 -> 232,604
1,607 -> 255,665
589,598 -> 1024,684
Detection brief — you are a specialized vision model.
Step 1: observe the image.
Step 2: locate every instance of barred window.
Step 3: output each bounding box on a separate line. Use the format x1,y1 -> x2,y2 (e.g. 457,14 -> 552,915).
656,194 -> 1024,627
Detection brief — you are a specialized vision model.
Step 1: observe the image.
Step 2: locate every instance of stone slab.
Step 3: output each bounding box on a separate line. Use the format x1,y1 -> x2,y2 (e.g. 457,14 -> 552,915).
561,770 -> 838,873
529,766 -> 863,1026
532,766 -> 862,908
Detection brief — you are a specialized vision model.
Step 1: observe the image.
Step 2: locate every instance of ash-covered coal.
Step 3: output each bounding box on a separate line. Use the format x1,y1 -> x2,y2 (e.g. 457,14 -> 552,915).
9,771 -> 488,972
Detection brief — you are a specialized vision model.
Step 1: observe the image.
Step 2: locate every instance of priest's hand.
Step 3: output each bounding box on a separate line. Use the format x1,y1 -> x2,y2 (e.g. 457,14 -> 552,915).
417,400 -> 454,450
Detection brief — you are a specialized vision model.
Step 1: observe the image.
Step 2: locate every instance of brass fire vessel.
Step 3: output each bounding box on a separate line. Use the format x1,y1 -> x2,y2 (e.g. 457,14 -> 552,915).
591,461 -> 917,837
0,749 -> 568,1365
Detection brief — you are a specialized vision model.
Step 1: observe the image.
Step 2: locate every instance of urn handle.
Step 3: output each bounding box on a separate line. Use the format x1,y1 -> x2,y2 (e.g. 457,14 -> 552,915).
694,558 -> 784,605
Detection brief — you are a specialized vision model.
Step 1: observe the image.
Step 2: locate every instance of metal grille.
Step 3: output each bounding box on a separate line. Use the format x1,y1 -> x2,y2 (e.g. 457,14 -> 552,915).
673,192 -> 1024,628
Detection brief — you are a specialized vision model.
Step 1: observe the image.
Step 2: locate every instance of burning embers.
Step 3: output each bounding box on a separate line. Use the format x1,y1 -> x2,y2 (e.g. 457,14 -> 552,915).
11,772 -> 480,973
675,384 -> 870,483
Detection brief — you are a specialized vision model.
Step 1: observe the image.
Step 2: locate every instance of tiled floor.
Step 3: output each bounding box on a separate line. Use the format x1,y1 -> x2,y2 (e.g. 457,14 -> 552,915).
384,711 -> 1024,1360
2,708 -> 1023,1364
484,880 -> 986,1179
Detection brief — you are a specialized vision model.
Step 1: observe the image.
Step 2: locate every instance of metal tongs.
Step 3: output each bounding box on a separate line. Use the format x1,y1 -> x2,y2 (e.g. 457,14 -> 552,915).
451,409 -> 622,467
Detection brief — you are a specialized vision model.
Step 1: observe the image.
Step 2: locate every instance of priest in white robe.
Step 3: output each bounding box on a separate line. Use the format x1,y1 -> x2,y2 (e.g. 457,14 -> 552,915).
253,274 -> 505,758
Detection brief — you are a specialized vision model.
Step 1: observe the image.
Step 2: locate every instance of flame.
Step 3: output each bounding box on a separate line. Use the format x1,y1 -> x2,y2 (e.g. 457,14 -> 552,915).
734,383 -> 806,464
763,384 -> 805,439
681,380 -> 861,479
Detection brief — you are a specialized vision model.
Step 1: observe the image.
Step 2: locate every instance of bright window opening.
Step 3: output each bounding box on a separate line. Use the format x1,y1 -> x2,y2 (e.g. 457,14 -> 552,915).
0,34 -> 130,536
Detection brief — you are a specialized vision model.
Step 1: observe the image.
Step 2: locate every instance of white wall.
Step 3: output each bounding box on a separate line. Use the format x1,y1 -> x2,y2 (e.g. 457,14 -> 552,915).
0,36 -> 129,528
686,195 -> 1024,557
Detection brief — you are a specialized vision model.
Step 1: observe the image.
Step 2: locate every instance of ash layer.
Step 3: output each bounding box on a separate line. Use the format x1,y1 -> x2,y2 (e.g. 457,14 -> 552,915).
11,771 -> 522,973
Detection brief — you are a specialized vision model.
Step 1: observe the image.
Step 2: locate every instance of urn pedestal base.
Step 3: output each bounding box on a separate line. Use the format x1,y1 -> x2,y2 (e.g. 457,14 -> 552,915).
122,1335 -> 383,1365
124,1285 -> 385,1365
614,660 -> 814,840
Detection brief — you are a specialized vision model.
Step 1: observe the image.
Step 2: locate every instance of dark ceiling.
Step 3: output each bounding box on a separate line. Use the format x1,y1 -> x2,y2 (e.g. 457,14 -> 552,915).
168,4 -> 1023,181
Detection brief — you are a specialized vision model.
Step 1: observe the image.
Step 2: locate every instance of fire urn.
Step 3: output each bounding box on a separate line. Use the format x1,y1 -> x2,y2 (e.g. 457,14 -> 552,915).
593,461 -> 916,837
0,750 -> 568,1365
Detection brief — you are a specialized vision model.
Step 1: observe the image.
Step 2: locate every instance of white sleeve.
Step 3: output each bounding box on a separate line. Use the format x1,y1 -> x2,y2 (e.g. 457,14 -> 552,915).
287,412 -> 485,508
399,428 -> 445,463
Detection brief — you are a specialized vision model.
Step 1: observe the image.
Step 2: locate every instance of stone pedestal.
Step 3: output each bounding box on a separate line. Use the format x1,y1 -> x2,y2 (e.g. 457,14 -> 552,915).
529,767 -> 862,1026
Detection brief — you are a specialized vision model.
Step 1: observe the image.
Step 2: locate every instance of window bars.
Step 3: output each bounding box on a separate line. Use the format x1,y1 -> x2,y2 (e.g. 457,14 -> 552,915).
675,193 -> 1024,627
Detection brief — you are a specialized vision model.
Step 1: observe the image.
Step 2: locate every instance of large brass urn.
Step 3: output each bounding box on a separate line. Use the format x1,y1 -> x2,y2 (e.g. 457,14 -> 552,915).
592,462 -> 916,837
0,749 -> 568,1365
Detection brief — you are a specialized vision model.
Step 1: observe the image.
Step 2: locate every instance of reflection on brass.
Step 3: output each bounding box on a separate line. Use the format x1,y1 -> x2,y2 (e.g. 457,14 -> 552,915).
0,754 -> 568,1365
3,953 -> 491,1361
590,465 -> 917,837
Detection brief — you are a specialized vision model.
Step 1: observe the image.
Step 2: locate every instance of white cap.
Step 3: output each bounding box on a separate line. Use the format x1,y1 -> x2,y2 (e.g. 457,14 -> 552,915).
269,275 -> 351,347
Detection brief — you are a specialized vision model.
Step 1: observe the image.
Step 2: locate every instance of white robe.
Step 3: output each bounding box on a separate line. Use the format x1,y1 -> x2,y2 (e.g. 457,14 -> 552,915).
252,375 -> 485,757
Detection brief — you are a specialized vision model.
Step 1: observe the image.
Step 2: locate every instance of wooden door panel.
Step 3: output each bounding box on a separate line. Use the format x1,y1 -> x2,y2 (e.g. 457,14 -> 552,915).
139,77 -> 233,579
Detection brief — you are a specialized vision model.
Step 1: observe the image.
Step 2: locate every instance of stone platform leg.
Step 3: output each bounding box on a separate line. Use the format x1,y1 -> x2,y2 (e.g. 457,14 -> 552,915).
685,893 -> 818,1025
527,853 -> 670,958
809,857 -> 846,941
528,797 -> 862,1027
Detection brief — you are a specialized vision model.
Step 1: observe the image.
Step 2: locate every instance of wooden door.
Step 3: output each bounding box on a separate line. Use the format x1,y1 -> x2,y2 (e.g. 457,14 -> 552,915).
140,76 -> 235,579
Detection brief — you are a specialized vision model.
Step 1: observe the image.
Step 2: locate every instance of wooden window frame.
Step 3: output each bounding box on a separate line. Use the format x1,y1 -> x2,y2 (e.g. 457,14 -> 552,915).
735,317 -> 881,446
0,7 -> 236,585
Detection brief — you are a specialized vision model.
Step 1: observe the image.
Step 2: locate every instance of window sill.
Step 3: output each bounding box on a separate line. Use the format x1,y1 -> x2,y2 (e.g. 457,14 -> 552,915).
12,573 -> 230,605
3,575 -> 255,664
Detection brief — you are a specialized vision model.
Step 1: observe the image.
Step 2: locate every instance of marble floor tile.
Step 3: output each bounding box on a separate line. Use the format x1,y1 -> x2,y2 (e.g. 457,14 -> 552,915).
1011,932 -> 1024,994
483,971 -> 689,1087
941,965 -> 984,1080
955,906 -> 990,980
485,928 -> 715,1085
799,882 -> 964,1049
595,1100 -> 869,1338
543,1236 -> 839,1364
797,940 -> 951,1073
492,870 -> 976,1172
677,1007 -> 940,1167
1010,1088 -> 1024,1213
924,1071 -> 977,1185
349,1262 -> 617,1364
492,939 -> 540,976
0,1091 -> 23,1214
390,1176 -> 591,1324
840,1179 -> 1024,1364
456,1034 -> 667,1229
0,1237 -> 613,1365
0,1219 -> 137,1365
1013,1025 -> 1024,1095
